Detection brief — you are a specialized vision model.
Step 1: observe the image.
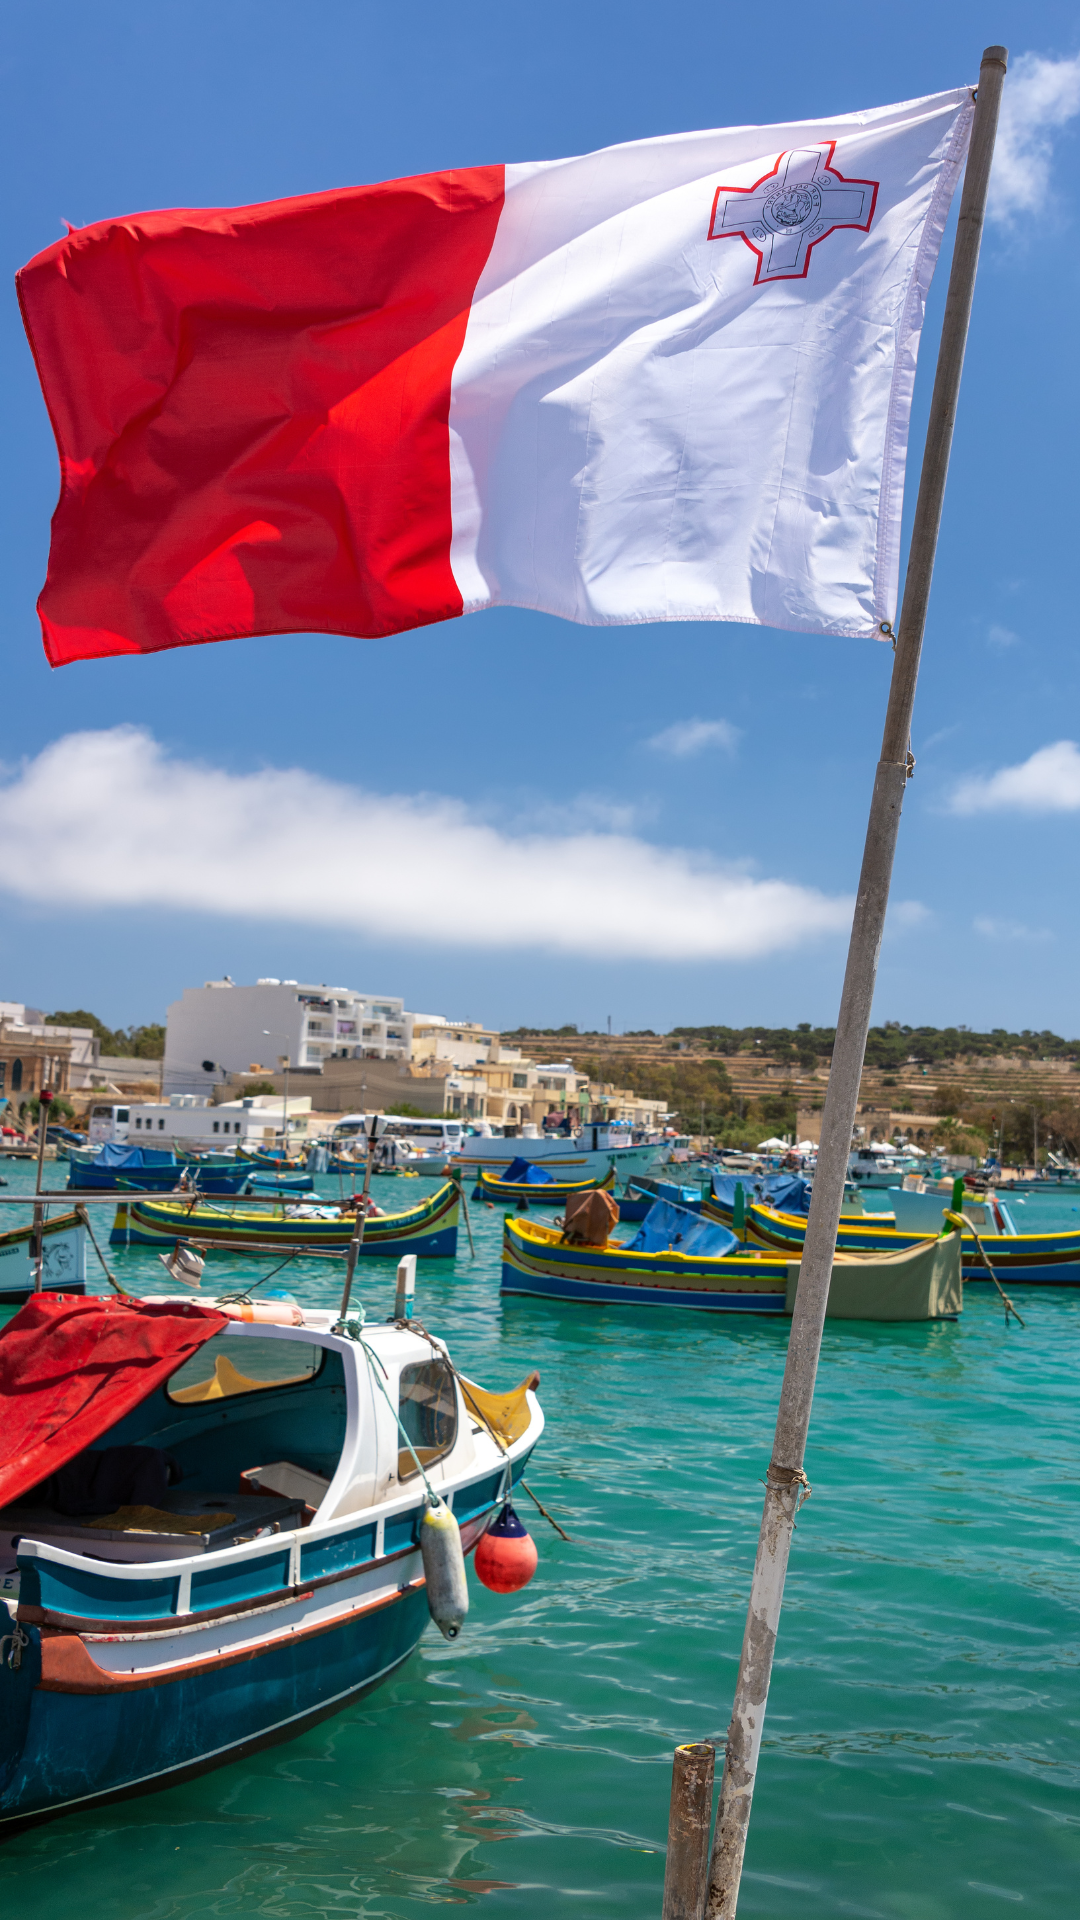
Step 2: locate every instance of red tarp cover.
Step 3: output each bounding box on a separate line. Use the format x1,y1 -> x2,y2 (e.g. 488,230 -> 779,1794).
0,1294 -> 227,1510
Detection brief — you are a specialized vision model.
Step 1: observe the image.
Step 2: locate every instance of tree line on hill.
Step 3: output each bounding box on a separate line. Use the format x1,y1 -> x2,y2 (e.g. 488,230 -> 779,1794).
507,1021 -> 1080,1068
668,1022 -> 1080,1068
45,1010 -> 166,1059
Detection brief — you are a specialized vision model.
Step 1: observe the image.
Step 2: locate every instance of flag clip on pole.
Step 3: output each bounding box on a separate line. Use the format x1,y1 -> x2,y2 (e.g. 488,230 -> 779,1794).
704,47 -> 1008,1920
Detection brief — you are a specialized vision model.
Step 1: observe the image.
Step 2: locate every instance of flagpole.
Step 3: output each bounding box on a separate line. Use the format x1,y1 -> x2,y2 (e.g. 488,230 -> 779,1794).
704,46 -> 1007,1920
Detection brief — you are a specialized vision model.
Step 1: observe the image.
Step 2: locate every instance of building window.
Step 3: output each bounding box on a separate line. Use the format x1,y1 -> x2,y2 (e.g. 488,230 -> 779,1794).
512,1073 -> 527,1088
11,1059 -> 22,1092
0,1064 -> 5,1092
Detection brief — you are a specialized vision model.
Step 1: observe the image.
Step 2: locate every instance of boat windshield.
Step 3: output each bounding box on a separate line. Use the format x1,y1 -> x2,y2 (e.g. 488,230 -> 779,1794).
166,1333 -> 324,1402
398,1359 -> 457,1478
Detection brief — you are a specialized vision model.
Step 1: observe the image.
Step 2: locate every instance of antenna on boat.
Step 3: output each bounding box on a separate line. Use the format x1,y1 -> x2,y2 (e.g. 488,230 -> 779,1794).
337,1112 -> 378,1321
393,1254 -> 416,1322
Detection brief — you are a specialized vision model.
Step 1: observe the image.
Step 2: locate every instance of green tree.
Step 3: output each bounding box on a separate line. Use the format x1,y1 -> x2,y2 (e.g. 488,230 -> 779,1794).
44,1011 -> 165,1058
25,1093 -> 77,1124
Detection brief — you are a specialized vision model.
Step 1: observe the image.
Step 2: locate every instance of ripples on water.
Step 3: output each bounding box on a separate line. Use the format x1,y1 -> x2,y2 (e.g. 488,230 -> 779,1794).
1,1167 -> 1078,1917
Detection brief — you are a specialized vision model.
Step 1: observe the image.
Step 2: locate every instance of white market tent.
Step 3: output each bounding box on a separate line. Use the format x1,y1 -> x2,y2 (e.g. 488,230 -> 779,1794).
756,1137 -> 791,1151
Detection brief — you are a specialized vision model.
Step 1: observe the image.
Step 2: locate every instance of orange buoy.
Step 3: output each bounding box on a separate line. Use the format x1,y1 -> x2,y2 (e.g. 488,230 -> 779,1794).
473,1503 -> 538,1594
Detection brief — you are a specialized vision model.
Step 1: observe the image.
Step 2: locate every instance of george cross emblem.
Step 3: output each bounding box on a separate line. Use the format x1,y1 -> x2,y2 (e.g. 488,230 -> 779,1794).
708,143 -> 879,284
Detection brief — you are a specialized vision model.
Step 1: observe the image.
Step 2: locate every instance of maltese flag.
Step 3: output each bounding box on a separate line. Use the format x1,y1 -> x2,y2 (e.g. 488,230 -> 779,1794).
19,87 -> 971,666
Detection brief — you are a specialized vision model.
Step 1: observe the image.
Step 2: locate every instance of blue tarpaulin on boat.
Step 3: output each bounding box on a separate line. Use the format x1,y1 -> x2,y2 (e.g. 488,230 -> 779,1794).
626,1200 -> 738,1257
712,1173 -> 810,1214
647,1179 -> 703,1209
91,1144 -> 177,1168
502,1158 -> 555,1185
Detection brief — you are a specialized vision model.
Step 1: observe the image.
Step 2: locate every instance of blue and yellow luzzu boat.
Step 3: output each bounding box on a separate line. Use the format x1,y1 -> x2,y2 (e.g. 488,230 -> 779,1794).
501,1210 -> 791,1313
475,1165 -> 616,1206
236,1147 -> 308,1171
701,1195 -> 897,1234
0,1291 -> 542,1827
738,1198 -> 1080,1283
111,1181 -> 460,1259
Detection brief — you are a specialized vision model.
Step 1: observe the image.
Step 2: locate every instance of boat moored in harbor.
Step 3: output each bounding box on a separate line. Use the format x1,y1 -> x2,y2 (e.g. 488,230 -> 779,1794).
110,1180 -> 461,1258
455,1119 -> 666,1185
0,1288 -> 543,1827
0,1213 -> 87,1304
474,1162 -> 616,1206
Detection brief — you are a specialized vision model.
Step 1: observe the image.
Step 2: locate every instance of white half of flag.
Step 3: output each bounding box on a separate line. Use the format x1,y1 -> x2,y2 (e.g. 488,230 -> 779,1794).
449,87 -> 972,641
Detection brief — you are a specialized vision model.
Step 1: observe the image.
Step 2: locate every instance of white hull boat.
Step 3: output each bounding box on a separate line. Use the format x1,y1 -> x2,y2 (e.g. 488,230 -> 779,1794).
452,1123 -> 667,1184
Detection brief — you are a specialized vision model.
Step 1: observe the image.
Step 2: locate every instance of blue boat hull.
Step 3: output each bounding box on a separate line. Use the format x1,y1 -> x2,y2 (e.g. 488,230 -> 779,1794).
68,1169 -> 253,1195
501,1260 -> 787,1312
1,1585 -> 430,1827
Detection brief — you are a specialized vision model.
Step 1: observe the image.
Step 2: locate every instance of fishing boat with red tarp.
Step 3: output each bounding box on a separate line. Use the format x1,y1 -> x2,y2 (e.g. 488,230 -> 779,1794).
0,1289 -> 542,1827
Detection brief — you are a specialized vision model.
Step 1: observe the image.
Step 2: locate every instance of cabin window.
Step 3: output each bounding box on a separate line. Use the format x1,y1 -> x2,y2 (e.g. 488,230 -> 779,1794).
134,1117 -> 142,1128
166,1333 -> 325,1403
159,1118 -> 166,1129
397,1360 -> 457,1479
212,1121 -> 220,1133
11,1059 -> 22,1092
117,1108 -> 129,1124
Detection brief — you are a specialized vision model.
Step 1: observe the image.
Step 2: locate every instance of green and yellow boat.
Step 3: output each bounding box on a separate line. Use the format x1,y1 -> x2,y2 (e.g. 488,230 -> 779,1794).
111,1180 -> 459,1258
475,1164 -> 616,1206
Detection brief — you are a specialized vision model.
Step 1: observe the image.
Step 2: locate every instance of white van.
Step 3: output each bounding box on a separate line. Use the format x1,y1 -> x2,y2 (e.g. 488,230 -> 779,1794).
87,1102 -> 131,1145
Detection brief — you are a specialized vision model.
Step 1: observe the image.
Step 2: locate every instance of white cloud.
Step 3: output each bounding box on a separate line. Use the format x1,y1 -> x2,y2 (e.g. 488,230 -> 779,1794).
987,624 -> 1020,650
0,729 -> 853,963
950,740 -> 1080,815
973,917 -> 1052,944
891,900 -> 932,929
920,723 -> 961,753
647,718 -> 740,757
989,51 -> 1080,225
504,792 -> 645,835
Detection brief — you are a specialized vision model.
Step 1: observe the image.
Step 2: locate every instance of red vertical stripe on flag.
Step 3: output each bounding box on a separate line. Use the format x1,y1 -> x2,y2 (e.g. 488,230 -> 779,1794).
17,168 -> 505,665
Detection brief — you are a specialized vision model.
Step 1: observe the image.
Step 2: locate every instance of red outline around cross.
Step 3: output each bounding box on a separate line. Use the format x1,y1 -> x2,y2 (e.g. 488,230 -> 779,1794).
707,142 -> 880,285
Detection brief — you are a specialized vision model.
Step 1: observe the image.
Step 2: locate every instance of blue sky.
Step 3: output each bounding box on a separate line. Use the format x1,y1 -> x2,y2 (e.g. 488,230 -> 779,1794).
2,2 -> 1079,1036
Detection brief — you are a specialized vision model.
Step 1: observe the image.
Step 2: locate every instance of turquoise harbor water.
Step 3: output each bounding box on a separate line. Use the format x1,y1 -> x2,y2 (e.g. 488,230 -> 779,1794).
1,1164 -> 1078,1918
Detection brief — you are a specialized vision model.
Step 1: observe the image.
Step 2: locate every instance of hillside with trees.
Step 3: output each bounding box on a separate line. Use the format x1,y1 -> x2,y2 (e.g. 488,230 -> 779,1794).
45,1010 -> 165,1059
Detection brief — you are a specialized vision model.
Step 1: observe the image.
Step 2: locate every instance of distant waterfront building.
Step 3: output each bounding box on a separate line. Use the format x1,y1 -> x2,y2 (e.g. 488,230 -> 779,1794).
0,1004 -> 104,1112
163,979 -> 415,1095
411,1019 -> 498,1070
89,1092 -> 313,1149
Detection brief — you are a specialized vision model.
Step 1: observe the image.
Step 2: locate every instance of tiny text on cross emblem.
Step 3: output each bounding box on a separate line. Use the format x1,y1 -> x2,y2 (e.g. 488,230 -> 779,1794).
708,143 -> 880,284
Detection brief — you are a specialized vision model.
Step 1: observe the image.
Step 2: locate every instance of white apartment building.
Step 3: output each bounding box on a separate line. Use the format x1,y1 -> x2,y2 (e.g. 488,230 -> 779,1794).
164,979 -> 415,1095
